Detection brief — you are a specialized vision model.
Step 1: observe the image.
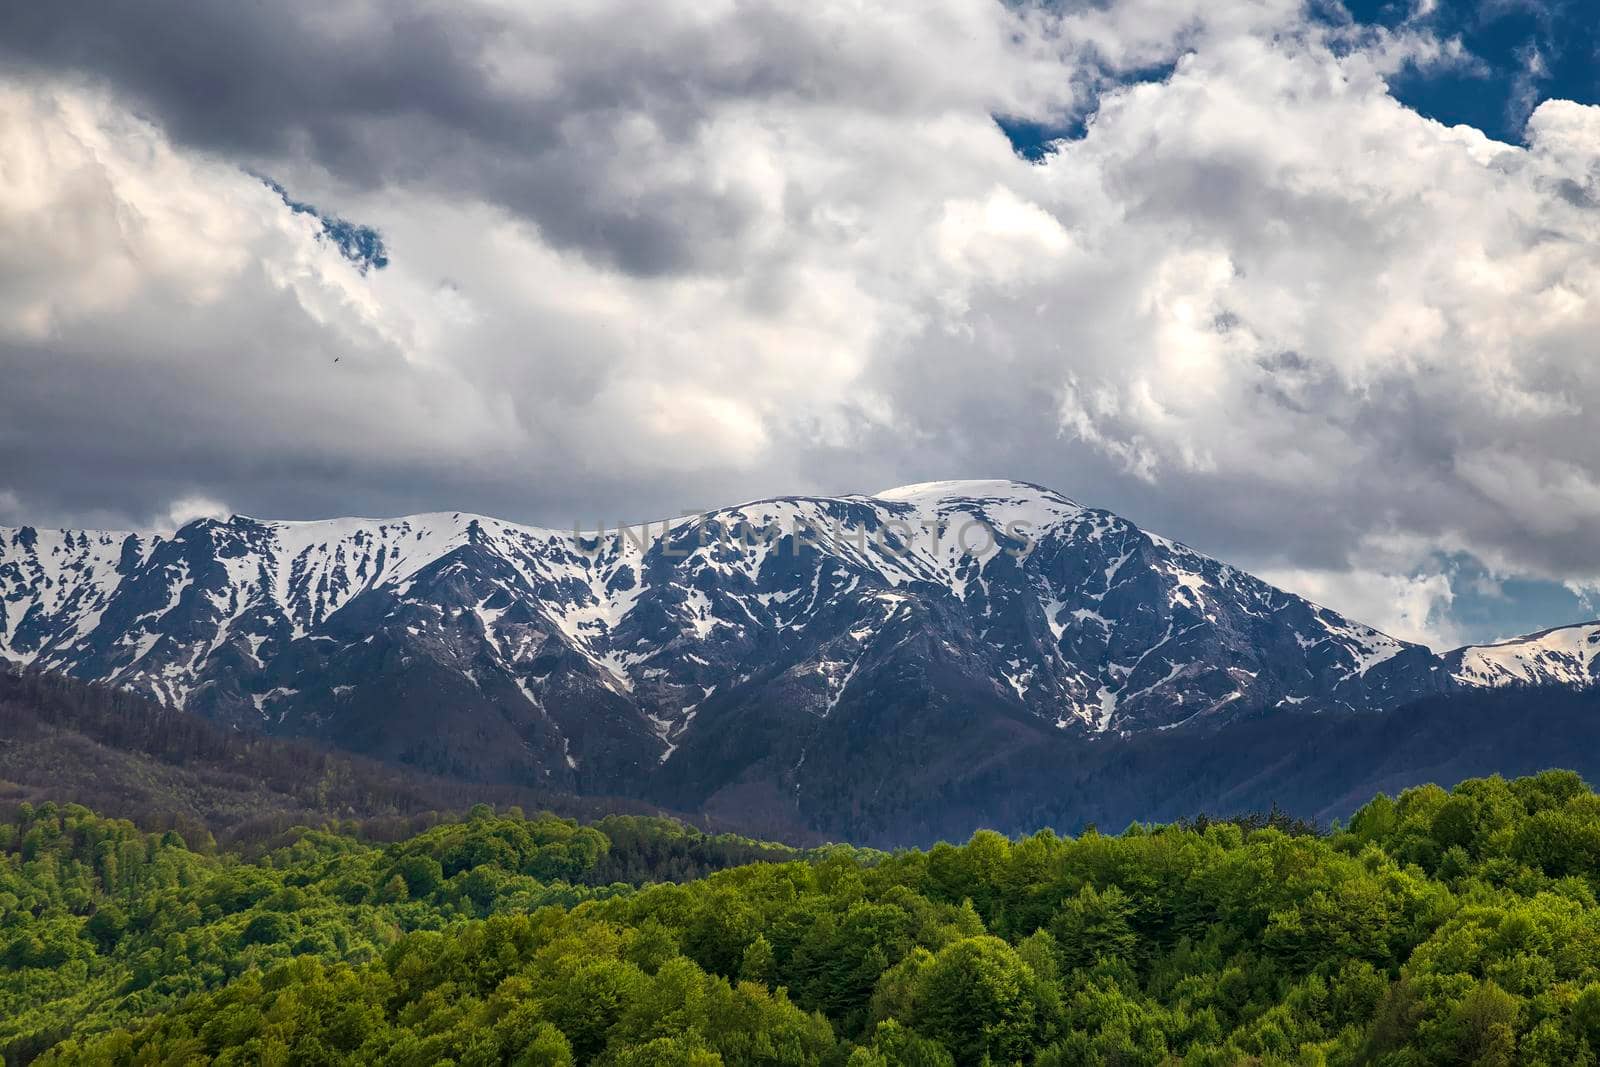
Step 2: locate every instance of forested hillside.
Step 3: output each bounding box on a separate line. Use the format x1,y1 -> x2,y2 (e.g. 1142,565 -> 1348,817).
0,802 -> 812,1063
9,772 -> 1600,1063
15,662 -> 1600,853
0,668 -> 780,849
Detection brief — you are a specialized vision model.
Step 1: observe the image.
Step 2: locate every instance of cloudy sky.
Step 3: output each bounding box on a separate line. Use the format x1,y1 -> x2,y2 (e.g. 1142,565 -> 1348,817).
1,0 -> 1598,649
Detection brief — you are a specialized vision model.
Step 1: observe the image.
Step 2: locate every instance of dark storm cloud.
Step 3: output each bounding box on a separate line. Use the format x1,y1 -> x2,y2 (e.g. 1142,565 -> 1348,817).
0,1 -> 1041,276
0,1 -> 686,273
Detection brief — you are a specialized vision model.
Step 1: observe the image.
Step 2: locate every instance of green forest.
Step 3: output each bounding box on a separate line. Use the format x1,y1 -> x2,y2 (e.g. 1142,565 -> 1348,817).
8,772 -> 1600,1064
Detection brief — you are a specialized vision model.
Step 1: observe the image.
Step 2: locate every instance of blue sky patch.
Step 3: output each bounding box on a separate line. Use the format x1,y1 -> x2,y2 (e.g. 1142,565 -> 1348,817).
262,178 -> 389,273
1346,0 -> 1599,143
996,58 -> 1183,160
999,1 -> 1598,158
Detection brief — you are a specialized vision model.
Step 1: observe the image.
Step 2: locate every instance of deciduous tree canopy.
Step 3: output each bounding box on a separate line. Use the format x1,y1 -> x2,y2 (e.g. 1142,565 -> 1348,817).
9,772 -> 1600,1063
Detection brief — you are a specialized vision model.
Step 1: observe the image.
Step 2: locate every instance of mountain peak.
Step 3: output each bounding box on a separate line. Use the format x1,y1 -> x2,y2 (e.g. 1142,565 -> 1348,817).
3,480 -> 1589,829
874,478 -> 1077,505
1449,620 -> 1600,689
871,479 -> 1086,533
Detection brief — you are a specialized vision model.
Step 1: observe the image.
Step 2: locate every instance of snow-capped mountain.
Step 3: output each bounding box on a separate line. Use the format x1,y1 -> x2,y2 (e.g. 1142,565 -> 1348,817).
1446,622 -> 1600,689
0,479 -> 1585,825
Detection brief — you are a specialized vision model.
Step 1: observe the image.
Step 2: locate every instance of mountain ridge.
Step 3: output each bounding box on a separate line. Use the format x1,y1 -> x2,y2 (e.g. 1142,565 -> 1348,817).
2,479 -> 1596,835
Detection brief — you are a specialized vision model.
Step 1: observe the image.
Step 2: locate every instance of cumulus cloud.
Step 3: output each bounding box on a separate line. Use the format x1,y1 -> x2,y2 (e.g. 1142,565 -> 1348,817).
1016,72 -> 1600,587
1256,565 -> 1460,648
1,0 -> 1599,645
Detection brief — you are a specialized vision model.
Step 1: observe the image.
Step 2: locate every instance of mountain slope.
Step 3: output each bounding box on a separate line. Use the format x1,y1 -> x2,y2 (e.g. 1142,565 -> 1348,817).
0,665 -> 723,847
901,684 -> 1600,845
0,479 -> 1587,834
1446,621 -> 1600,689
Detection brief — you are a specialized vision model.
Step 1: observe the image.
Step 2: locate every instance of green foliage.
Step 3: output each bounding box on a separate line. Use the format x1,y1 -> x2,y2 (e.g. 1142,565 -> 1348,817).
21,771 -> 1600,1063
911,936 -> 1052,1062
0,802 -> 815,1063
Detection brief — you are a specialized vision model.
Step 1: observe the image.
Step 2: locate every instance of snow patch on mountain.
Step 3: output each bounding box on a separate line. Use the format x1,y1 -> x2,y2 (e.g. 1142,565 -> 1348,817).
1451,623 -> 1600,689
